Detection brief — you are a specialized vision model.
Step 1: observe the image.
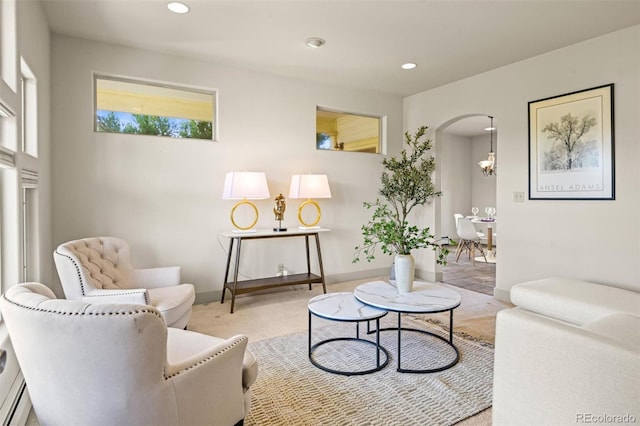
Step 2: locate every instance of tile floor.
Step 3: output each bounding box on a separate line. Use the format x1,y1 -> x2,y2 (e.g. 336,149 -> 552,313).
441,243 -> 496,296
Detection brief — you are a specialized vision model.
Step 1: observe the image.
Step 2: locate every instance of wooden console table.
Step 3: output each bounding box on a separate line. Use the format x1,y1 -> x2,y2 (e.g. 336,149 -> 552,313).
220,228 -> 328,313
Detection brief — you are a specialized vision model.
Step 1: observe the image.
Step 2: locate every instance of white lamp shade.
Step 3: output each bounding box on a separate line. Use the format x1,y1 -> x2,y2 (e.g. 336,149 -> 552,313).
289,174 -> 332,199
222,172 -> 270,200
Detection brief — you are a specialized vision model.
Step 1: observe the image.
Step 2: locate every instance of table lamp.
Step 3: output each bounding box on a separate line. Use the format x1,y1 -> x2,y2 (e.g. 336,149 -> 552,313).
289,174 -> 332,229
222,172 -> 270,232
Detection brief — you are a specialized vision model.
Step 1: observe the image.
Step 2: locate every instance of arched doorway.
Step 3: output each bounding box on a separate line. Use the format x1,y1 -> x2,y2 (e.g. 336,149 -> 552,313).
435,114 -> 497,295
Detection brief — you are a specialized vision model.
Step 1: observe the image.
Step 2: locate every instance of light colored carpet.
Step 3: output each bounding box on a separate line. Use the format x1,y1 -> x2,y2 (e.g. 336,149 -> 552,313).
245,315 -> 494,426
189,278 -> 511,426
26,279 -> 508,425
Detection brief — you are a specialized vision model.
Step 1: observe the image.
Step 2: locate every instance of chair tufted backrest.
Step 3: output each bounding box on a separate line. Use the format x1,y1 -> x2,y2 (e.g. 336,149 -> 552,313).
54,237 -> 134,298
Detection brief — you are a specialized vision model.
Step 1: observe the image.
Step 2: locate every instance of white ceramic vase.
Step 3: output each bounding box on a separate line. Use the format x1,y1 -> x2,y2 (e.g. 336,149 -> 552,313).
394,254 -> 415,294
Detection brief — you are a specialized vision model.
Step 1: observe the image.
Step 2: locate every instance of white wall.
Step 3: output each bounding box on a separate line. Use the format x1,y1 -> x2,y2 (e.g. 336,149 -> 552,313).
471,133 -> 497,214
18,0 -> 51,286
405,26 -> 640,299
438,132 -> 498,239
50,35 -> 404,300
0,0 -> 51,422
0,0 -> 51,288
439,132 -> 472,240
439,131 -> 497,242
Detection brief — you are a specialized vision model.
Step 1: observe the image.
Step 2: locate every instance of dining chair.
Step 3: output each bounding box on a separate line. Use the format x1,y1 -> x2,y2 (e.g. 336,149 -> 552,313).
454,213 -> 485,239
456,218 -> 487,265
453,213 -> 464,228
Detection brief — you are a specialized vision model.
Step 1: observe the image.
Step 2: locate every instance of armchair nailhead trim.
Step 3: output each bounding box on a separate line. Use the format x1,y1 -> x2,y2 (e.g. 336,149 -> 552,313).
2,293 -> 163,321
83,290 -> 150,303
163,336 -> 248,380
55,249 -> 150,305
4,290 -> 240,387
55,250 -> 87,296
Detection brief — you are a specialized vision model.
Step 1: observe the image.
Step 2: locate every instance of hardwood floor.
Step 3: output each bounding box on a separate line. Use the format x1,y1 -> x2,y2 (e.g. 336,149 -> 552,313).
441,244 -> 496,296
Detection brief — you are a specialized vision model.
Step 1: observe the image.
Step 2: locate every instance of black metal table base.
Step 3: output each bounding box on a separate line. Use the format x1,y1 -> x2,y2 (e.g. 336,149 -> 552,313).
308,313 -> 389,376
372,310 -> 459,374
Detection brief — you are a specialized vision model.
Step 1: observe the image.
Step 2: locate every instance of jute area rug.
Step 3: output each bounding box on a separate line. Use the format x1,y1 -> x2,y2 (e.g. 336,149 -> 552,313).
245,315 -> 494,426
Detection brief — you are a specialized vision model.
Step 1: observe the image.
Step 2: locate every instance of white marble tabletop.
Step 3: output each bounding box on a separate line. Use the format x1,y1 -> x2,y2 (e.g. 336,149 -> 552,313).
471,218 -> 497,225
221,228 -> 330,238
354,281 -> 462,313
308,292 -> 387,321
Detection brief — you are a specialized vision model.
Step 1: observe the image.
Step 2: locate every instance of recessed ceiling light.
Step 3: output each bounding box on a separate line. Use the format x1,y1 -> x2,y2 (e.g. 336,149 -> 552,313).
401,63 -> 417,70
485,127 -> 496,131
305,37 -> 326,48
167,2 -> 189,14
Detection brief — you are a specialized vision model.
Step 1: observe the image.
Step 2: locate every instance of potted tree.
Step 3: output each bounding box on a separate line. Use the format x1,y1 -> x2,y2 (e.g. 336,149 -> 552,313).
353,126 -> 448,293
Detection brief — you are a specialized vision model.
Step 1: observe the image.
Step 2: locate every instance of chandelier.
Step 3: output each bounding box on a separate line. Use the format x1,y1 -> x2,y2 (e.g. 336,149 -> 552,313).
478,115 -> 496,176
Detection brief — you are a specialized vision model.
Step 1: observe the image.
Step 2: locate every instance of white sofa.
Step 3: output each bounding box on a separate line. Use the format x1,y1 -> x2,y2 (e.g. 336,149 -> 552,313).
493,277 -> 640,426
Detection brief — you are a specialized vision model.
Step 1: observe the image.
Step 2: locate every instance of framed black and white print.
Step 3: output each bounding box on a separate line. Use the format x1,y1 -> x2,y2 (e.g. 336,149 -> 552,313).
528,84 -> 614,200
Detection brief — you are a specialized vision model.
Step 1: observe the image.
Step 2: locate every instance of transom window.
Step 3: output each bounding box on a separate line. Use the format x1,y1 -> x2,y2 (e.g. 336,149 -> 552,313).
316,107 -> 382,154
94,75 -> 216,141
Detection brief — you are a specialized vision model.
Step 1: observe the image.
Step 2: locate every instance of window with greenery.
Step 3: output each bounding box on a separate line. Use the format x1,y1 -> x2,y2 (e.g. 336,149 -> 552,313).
94,76 -> 216,141
316,107 -> 382,154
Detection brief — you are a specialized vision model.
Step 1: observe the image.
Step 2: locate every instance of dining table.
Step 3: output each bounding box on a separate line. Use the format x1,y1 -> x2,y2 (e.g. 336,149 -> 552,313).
470,217 -> 496,263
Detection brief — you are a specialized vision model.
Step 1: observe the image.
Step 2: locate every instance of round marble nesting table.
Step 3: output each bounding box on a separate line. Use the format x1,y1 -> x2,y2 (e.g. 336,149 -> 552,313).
354,280 -> 461,373
308,292 -> 389,376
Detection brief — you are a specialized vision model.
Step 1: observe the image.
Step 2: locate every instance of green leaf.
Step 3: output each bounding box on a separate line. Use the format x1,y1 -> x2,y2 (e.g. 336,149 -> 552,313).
353,126 -> 447,265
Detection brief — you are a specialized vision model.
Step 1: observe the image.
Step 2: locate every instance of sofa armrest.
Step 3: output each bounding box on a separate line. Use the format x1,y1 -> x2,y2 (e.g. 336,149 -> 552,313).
167,332 -> 249,426
82,288 -> 149,305
493,308 -> 640,426
583,313 -> 640,353
511,277 -> 640,325
130,266 -> 181,289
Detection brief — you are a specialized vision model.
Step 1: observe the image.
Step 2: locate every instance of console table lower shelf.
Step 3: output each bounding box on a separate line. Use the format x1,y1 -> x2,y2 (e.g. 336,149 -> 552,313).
224,273 -> 323,295
220,228 -> 329,313
222,274 -> 324,312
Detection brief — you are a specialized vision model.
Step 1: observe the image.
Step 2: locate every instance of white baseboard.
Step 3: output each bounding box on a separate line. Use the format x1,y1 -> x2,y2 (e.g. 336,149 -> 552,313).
2,376 -> 31,426
0,323 -> 32,426
415,268 -> 444,283
493,287 -> 511,303
194,267 -> 447,305
324,268 -> 390,285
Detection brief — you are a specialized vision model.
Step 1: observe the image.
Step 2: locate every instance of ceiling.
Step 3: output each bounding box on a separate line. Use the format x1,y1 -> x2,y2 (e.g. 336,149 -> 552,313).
40,0 -> 639,136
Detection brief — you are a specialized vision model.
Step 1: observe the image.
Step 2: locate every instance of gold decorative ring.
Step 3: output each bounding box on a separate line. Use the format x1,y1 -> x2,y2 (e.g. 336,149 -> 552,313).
231,200 -> 259,230
297,199 -> 321,227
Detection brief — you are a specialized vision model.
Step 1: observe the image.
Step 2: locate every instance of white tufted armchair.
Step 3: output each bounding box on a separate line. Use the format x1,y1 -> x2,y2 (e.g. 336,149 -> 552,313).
54,237 -> 195,328
1,283 -> 258,426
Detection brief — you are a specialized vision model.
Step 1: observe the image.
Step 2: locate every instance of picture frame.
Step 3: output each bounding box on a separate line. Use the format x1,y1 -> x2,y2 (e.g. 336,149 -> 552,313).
528,84 -> 614,200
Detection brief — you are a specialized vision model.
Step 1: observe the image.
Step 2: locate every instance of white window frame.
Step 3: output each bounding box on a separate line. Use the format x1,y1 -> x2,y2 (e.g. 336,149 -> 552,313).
94,74 -> 218,141
20,58 -> 37,157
